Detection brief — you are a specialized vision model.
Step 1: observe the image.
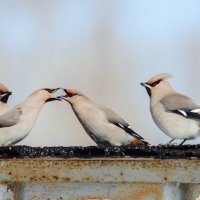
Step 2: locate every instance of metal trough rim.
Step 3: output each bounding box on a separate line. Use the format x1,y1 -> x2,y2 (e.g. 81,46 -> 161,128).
0,157 -> 199,183
0,145 -> 199,159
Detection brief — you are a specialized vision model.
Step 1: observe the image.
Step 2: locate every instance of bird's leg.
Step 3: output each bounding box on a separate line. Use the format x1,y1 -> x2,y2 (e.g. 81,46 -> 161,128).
179,139 -> 187,145
166,138 -> 175,145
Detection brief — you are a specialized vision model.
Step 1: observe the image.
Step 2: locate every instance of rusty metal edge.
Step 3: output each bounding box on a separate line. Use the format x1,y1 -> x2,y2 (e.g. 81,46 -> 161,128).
0,158 -> 199,184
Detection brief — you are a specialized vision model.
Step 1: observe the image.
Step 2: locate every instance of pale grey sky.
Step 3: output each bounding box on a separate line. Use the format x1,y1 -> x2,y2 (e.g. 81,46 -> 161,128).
0,0 -> 200,146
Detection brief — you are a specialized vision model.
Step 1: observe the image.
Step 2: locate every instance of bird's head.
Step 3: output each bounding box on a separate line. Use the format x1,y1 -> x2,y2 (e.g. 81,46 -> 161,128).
29,88 -> 61,103
140,73 -> 173,97
58,89 -> 89,104
0,83 -> 12,103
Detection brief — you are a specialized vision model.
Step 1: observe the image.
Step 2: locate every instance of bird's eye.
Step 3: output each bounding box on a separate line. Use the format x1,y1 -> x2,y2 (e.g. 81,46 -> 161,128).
68,93 -> 78,97
0,91 -> 6,95
150,79 -> 161,87
44,88 -> 53,93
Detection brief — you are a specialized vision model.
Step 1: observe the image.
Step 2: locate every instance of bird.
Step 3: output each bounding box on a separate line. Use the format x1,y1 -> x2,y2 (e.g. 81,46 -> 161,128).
141,73 -> 200,145
59,89 -> 149,146
0,88 -> 60,146
0,83 -> 12,115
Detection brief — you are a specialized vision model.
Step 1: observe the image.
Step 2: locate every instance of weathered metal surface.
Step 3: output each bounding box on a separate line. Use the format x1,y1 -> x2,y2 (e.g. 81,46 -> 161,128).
0,183 -> 14,200
163,183 -> 182,200
0,158 -> 200,184
181,184 -> 200,200
14,182 -> 163,200
0,146 -> 199,199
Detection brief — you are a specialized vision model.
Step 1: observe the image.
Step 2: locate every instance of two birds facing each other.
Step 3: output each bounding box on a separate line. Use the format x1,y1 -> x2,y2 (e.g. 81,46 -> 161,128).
0,72 -> 200,147
0,85 -> 148,147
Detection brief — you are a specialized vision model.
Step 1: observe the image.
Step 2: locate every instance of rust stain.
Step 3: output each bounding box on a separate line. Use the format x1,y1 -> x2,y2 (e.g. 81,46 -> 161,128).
113,183 -> 162,200
163,177 -> 168,181
77,197 -> 109,200
53,175 -> 59,180
83,177 -> 92,181
0,158 -> 199,182
31,198 -> 51,200
64,177 -> 71,181
6,182 -> 15,193
180,183 -> 200,200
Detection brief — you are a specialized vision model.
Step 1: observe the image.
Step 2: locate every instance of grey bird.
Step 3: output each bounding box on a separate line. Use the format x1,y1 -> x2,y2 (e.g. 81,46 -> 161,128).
59,89 -> 149,146
0,88 -> 60,146
141,73 -> 200,145
0,83 -> 12,114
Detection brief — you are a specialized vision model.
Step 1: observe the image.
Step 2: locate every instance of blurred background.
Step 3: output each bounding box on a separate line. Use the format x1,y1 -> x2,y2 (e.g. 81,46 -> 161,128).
0,0 -> 200,146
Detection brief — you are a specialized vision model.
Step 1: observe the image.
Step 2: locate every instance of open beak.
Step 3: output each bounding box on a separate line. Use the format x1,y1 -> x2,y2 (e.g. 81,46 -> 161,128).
62,88 -> 67,94
44,88 -> 64,102
44,88 -> 63,94
57,94 -> 68,101
52,88 -> 64,93
140,82 -> 151,88
140,82 -> 152,97
45,97 -> 61,103
57,89 -> 69,100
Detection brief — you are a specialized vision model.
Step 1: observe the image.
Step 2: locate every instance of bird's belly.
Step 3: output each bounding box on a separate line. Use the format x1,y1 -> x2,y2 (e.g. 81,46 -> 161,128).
152,111 -> 200,139
0,122 -> 32,146
76,107 -> 132,145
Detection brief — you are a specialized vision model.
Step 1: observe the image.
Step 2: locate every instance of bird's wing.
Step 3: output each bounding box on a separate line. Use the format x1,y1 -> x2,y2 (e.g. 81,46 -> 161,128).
0,107 -> 22,127
98,105 -> 147,142
161,93 -> 200,120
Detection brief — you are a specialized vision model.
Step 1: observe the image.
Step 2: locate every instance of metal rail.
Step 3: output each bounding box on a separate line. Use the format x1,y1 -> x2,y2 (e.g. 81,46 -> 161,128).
0,146 -> 199,199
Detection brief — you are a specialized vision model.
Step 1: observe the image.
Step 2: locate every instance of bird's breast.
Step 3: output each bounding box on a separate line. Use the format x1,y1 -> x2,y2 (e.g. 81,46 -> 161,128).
151,103 -> 200,139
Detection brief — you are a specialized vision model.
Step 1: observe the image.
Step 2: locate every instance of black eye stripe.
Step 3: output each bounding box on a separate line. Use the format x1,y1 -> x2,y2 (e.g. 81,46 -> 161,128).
148,79 -> 161,87
0,91 -> 7,95
68,93 -> 78,97
44,88 -> 52,93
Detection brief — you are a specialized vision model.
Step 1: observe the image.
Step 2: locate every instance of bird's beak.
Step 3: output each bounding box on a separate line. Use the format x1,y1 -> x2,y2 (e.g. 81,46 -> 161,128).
58,89 -> 69,99
45,97 -> 61,103
51,88 -> 62,93
1,91 -> 12,103
57,95 -> 68,101
44,88 -> 63,94
140,82 -> 151,87
6,91 -> 12,96
62,88 -> 67,94
45,88 -> 68,102
140,82 -> 152,97
52,88 -> 59,93
44,88 -> 63,102
51,88 -> 66,93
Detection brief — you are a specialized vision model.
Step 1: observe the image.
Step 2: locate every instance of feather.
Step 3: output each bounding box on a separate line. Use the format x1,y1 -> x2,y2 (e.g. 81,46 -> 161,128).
171,108 -> 200,120
97,105 -> 148,144
161,93 -> 198,111
0,107 -> 22,127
